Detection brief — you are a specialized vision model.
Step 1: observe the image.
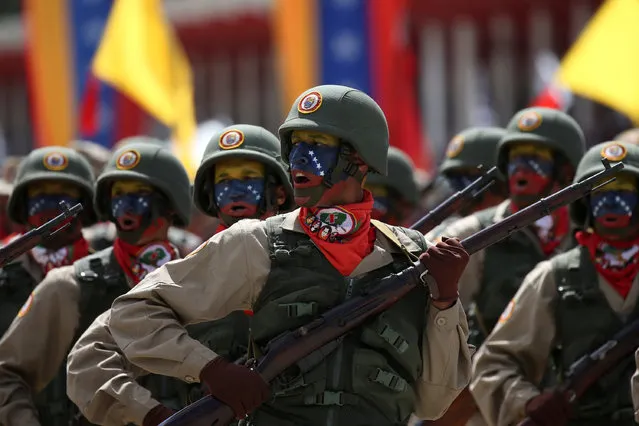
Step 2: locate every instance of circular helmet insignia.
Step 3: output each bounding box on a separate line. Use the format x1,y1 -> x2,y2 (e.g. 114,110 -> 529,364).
42,152 -> 69,171
116,150 -> 142,170
446,135 -> 465,158
600,142 -> 627,162
297,91 -> 323,114
218,130 -> 245,150
517,111 -> 543,132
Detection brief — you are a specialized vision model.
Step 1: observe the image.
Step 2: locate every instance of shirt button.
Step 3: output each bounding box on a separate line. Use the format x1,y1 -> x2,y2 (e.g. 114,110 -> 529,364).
436,317 -> 447,326
185,375 -> 196,383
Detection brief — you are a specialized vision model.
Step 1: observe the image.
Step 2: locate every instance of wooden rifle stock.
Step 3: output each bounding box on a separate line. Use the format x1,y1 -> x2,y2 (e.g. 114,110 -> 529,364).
160,158 -> 623,426
411,166 -> 500,234
0,201 -> 83,268
517,316 -> 639,426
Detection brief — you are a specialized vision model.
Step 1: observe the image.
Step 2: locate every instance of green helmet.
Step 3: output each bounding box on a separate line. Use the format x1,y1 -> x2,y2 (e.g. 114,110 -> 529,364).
497,107 -> 586,175
279,85 -> 389,175
366,147 -> 419,204
615,128 -> 639,146
193,124 -> 295,218
440,127 -> 507,175
95,139 -> 192,226
8,146 -> 97,226
113,135 -> 168,151
570,141 -> 638,226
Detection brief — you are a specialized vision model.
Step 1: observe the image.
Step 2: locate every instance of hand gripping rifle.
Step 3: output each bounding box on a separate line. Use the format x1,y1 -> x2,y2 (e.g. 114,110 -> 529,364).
517,316 -> 639,426
0,201 -> 83,268
411,166 -> 500,234
160,158 -> 623,426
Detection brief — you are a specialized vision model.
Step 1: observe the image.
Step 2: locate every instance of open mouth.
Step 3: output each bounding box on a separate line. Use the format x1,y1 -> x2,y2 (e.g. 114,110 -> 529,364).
598,213 -> 631,228
117,213 -> 141,231
220,201 -> 256,217
291,170 -> 323,188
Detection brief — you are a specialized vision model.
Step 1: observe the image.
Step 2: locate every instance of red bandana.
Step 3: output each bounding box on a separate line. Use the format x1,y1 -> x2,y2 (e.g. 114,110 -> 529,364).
27,237 -> 91,274
214,223 -> 227,234
575,231 -> 639,298
299,190 -> 376,276
113,238 -> 180,284
511,203 -> 569,256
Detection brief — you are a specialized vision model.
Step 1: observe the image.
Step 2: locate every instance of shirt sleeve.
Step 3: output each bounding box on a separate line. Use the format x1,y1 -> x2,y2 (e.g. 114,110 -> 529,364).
0,266 -> 81,426
67,310 -> 160,426
470,260 -> 558,426
109,219 -> 271,384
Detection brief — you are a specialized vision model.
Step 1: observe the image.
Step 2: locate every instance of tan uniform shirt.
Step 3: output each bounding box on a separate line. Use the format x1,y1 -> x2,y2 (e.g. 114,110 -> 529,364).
0,265 -> 133,426
67,310 -> 160,426
109,209 -> 473,420
632,348 -> 639,423
470,259 -> 639,426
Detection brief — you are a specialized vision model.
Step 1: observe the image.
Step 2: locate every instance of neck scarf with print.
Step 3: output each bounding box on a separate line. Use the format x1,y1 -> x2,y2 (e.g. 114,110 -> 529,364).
511,202 -> 570,256
113,237 -> 180,284
28,236 -> 90,274
575,230 -> 639,298
299,190 -> 376,276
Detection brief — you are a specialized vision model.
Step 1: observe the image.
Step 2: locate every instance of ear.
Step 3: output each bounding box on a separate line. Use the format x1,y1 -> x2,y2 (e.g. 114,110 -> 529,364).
275,185 -> 287,207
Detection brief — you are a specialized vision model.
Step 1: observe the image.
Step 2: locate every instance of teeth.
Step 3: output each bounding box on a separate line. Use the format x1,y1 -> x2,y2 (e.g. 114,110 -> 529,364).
295,172 -> 305,178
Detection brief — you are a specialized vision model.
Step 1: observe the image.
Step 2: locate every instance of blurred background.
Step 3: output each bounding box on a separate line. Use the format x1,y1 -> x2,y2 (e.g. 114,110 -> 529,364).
0,0 -> 632,181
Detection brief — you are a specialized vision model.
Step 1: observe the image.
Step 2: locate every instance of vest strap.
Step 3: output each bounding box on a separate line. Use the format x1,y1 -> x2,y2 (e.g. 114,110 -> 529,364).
368,368 -> 408,392
280,302 -> 318,318
303,391 -> 360,406
371,220 -> 419,262
376,321 -> 409,354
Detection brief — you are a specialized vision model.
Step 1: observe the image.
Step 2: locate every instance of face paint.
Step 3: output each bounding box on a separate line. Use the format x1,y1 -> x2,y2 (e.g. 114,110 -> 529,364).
590,173 -> 639,240
213,159 -> 267,225
289,131 -> 343,207
507,143 -> 555,208
110,181 -> 157,244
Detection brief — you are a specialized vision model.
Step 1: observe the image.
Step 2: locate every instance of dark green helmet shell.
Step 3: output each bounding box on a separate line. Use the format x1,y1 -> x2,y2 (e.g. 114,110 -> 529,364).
278,85 -> 389,175
8,146 -> 97,226
366,147 -> 419,204
95,139 -> 192,226
497,107 -> 586,174
193,124 -> 295,217
615,128 -> 639,146
440,127 -> 507,175
570,141 -> 639,226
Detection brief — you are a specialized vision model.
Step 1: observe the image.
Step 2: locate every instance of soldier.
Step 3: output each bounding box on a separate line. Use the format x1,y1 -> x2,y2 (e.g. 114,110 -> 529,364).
425,127 -> 508,239
471,141 -> 639,426
66,124 -> 295,425
615,128 -> 639,146
0,141 -> 191,426
106,85 -> 472,426
364,146 -> 419,226
71,140 -> 111,177
433,107 -> 585,331
82,136 -> 203,256
0,147 -> 97,337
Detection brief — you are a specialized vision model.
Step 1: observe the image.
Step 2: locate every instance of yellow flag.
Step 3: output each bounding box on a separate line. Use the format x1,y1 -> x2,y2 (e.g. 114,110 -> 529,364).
93,0 -> 196,178
558,0 -> 639,124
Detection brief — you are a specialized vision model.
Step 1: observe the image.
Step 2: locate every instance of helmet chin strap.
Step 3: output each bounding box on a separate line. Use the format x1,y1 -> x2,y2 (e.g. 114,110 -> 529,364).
294,144 -> 367,207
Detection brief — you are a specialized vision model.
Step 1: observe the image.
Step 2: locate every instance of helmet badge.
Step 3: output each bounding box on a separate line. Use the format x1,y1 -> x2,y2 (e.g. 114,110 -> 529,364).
297,91 -> 323,114
517,111 -> 543,132
42,152 -> 69,171
116,150 -> 141,170
600,142 -> 627,162
219,129 -> 245,150
446,135 -> 465,158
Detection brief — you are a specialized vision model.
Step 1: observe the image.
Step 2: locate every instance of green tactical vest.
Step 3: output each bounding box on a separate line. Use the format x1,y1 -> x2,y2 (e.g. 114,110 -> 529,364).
177,311 -> 251,408
469,206 -> 551,346
551,247 -> 639,425
0,262 -> 38,338
246,216 -> 428,426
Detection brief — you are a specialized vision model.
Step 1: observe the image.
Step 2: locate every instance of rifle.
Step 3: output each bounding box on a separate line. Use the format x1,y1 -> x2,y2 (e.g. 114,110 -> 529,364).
411,166 -> 500,234
160,158 -> 623,426
517,316 -> 639,426
0,201 -> 83,268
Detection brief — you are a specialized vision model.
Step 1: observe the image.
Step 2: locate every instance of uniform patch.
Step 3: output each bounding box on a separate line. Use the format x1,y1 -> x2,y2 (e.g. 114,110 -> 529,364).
446,135 -> 465,158
517,111 -> 543,132
42,152 -> 69,171
600,142 -> 627,162
305,207 -> 356,242
218,130 -> 245,150
297,91 -> 323,114
18,292 -> 35,318
498,299 -> 516,324
116,150 -> 141,170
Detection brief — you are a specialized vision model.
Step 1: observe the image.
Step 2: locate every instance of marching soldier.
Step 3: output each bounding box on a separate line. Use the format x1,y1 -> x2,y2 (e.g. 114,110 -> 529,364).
433,107 -> 585,329
425,127 -> 508,239
471,141 -> 639,426
107,85 -> 473,426
364,146 -> 419,226
0,147 -> 97,337
66,124 -> 295,425
0,141 -> 191,426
